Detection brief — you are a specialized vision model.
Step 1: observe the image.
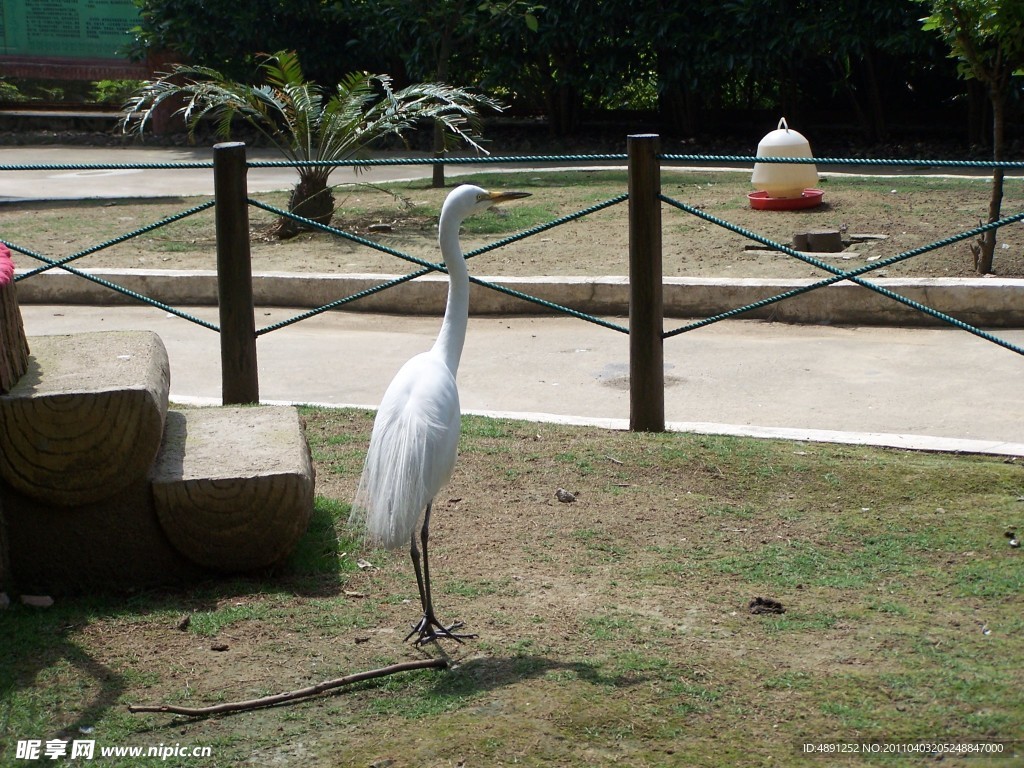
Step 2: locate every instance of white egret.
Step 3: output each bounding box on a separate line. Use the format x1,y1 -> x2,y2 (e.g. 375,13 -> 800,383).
351,184 -> 531,645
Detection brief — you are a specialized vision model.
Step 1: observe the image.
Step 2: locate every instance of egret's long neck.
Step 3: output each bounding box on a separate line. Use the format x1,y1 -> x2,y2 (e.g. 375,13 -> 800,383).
432,212 -> 470,375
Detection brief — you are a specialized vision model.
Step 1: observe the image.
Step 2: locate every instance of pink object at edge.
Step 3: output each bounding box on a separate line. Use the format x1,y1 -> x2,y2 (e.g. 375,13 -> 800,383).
0,244 -> 13,286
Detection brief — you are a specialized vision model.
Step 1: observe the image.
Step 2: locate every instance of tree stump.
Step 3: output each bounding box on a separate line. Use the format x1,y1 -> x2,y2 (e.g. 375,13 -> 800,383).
151,407 -> 315,571
0,331 -> 170,505
0,314 -> 316,592
0,245 -> 29,394
0,244 -> 28,598
1,478 -> 209,594
0,497 -> 9,599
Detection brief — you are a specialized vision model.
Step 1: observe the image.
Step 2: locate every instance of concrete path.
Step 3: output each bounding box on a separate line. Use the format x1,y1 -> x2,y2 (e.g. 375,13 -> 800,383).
0,144 -> 607,201
19,303 -> 1024,456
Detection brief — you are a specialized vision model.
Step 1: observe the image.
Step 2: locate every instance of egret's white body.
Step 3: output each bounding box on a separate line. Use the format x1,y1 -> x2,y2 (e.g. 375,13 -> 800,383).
355,352 -> 461,549
351,184 -> 530,644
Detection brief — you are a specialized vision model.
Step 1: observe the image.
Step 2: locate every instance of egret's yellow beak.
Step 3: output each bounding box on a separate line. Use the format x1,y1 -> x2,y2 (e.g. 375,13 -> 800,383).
487,190 -> 531,203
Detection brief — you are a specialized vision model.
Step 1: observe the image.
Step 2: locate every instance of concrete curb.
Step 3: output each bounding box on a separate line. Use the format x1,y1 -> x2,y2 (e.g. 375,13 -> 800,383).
171,395 -> 1024,457
14,269 -> 1024,326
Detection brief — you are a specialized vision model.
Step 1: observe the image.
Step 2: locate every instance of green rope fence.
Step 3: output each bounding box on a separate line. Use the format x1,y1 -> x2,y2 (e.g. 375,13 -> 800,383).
247,154 -> 629,168
4,154 -> 1019,348
0,161 -> 216,171
2,237 -> 219,331
659,194 -> 1024,357
6,153 -> 1024,173
249,195 -> 631,336
660,155 -> 1024,169
3,146 -> 1021,417
16,200 -> 216,279
7,199 -> 220,331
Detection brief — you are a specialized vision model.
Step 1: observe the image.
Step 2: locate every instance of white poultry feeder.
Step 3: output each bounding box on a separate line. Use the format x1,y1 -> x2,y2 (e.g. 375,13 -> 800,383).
749,117 -> 822,209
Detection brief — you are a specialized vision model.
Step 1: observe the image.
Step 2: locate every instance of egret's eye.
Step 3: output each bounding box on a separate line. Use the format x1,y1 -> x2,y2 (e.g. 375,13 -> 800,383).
476,193 -> 490,203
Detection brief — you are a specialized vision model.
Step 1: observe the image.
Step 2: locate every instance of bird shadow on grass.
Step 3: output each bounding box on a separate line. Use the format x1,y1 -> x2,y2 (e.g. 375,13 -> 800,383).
429,653 -> 652,700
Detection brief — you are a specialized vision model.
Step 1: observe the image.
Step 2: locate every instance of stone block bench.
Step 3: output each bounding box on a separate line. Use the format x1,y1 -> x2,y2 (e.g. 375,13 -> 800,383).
0,330 -> 315,594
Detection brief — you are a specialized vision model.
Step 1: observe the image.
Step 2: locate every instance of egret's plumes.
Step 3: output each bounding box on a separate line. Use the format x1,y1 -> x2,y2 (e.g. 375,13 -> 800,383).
350,184 -> 530,645
351,352 -> 459,549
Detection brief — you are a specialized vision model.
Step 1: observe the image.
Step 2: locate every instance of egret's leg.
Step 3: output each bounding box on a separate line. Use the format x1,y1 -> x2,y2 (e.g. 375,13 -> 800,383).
409,524 -> 428,615
404,501 -> 477,646
419,501 -> 437,619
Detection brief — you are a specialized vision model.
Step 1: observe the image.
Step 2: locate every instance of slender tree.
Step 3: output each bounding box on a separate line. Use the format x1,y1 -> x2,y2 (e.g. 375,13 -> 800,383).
122,51 -> 502,237
919,0 -> 1024,273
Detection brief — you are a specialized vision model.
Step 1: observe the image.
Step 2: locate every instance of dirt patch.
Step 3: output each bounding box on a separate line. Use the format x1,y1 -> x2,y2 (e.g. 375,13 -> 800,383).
4,171 -> 1023,279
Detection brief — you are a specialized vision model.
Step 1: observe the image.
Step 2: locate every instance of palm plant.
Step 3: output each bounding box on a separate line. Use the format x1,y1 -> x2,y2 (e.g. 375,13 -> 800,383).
122,51 -> 502,237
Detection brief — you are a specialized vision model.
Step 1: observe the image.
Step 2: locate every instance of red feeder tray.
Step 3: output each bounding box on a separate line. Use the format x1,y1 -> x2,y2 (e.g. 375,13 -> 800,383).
748,188 -> 824,210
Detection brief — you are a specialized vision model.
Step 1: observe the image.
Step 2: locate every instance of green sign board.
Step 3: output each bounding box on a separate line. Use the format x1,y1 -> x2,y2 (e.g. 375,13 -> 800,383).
0,0 -> 141,60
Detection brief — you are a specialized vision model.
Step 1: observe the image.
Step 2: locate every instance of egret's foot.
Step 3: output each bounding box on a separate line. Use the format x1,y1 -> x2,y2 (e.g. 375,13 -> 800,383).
405,614 -> 477,646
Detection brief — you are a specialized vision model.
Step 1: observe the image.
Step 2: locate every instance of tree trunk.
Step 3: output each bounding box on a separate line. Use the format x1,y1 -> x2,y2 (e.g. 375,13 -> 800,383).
658,84 -> 698,136
975,90 -> 1005,275
276,175 -> 334,239
431,24 -> 454,189
975,166 -> 1003,275
432,121 -> 446,189
545,83 -> 581,136
861,52 -> 887,143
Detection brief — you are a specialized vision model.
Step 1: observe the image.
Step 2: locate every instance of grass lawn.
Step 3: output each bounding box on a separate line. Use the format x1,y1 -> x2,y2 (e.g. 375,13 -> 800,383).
1,408 -> 1021,766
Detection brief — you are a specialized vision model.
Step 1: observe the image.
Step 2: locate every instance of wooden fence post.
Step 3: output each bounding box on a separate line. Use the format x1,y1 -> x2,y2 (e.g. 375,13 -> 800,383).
627,134 -> 665,432
213,142 -> 259,405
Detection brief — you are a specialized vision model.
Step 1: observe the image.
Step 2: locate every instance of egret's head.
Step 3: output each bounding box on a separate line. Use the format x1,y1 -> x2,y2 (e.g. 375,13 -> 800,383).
443,184 -> 531,221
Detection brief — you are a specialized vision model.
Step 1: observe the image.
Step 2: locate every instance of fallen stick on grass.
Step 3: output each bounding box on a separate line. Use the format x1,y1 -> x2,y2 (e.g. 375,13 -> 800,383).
127,658 -> 448,716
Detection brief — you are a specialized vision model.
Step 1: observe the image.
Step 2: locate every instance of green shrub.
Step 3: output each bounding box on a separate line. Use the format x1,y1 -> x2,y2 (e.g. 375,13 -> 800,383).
90,79 -> 145,106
